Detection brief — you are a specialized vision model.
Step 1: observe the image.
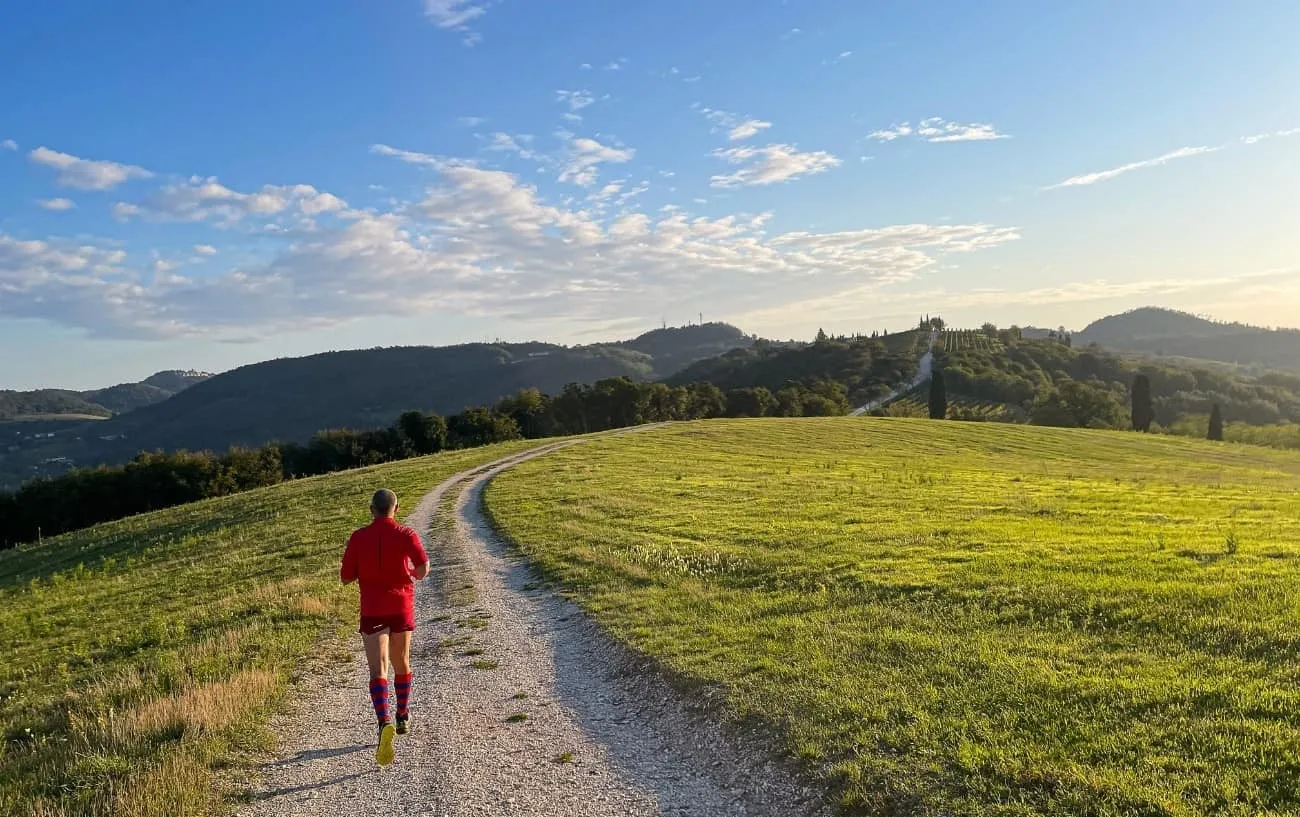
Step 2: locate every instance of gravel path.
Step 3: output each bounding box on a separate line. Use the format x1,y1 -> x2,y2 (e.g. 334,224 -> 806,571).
238,438 -> 831,817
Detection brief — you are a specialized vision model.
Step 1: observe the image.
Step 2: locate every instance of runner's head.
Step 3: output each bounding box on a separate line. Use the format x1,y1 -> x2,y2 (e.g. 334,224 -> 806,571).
370,488 -> 398,519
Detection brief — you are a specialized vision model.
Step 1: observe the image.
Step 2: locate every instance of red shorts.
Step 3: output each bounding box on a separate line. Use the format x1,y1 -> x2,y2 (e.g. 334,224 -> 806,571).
358,612 -> 415,635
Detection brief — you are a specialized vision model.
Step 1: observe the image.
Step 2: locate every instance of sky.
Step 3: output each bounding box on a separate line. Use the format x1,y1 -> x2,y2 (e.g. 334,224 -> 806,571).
2,0 -> 1298,390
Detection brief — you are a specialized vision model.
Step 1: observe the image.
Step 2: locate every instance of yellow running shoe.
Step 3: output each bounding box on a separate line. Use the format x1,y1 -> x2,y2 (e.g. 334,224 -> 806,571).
376,722 -> 396,767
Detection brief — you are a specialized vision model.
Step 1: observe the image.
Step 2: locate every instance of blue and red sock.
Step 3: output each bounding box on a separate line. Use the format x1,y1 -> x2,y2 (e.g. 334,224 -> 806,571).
394,673 -> 413,718
369,677 -> 390,724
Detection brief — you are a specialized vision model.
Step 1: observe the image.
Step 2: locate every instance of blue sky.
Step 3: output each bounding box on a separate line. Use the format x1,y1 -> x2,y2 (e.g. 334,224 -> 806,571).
2,0 -> 1298,389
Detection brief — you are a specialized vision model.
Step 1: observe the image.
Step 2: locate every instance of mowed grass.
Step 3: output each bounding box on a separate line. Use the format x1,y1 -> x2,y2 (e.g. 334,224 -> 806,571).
485,419 -> 1300,816
0,440 -> 543,817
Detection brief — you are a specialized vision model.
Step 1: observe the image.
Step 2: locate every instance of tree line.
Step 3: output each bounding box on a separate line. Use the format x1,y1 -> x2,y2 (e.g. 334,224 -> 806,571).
0,376 -> 849,548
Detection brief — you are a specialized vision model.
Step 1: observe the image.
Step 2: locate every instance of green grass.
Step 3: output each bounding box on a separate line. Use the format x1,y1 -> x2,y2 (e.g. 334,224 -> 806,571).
485,419 -> 1300,815
1164,415 -> 1300,451
0,439 -> 544,817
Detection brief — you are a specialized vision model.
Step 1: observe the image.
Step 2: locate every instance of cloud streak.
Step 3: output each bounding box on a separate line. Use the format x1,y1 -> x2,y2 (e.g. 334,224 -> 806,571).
1046,145 -> 1219,189
30,146 -> 154,190
710,144 -> 840,188
868,117 -> 1011,143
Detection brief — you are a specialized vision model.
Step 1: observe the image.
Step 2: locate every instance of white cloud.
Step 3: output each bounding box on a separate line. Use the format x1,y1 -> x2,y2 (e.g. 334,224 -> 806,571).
111,202 -> 141,221
119,177 -> 348,224
1046,145 -> 1220,189
869,117 -> 1010,143
456,116 -> 487,127
194,244 -> 218,256
38,198 -> 76,211
486,132 -> 539,161
29,146 -> 153,190
696,106 -> 774,142
728,119 -> 772,141
558,137 -> 634,187
604,58 -> 628,71
1242,127 -> 1300,145
1,139 -> 16,151
557,89 -> 595,112
3,154 -> 1019,340
710,143 -> 841,188
370,143 -> 447,168
423,0 -> 486,34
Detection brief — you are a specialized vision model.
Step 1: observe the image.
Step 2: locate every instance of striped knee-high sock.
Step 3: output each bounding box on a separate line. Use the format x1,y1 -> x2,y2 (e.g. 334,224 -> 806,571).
369,678 -> 390,724
394,673 -> 413,718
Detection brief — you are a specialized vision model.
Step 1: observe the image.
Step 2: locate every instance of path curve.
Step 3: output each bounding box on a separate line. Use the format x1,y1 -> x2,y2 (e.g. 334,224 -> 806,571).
239,435 -> 830,816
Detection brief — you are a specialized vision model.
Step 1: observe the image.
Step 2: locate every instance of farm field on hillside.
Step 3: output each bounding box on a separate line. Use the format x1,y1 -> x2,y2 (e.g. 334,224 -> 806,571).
941,329 -> 1005,354
486,419 -> 1300,815
0,439 -> 545,817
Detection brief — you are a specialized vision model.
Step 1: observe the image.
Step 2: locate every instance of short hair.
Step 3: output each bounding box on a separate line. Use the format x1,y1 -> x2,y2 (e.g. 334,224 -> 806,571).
370,488 -> 398,514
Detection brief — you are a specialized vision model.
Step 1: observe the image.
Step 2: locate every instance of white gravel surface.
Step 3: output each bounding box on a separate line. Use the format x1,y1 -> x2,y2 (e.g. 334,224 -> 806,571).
237,439 -> 832,816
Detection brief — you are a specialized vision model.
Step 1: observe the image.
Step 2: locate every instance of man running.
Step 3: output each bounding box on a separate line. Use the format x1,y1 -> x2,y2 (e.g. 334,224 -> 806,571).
340,488 -> 429,766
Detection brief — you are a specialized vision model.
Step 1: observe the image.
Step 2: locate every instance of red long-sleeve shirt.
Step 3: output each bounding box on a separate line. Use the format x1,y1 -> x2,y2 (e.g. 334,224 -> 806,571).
340,517 -> 429,616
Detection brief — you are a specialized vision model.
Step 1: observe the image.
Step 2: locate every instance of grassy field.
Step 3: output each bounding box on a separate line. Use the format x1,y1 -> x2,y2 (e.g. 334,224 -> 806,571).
0,439 -> 543,817
1164,415 -> 1300,451
485,419 -> 1300,815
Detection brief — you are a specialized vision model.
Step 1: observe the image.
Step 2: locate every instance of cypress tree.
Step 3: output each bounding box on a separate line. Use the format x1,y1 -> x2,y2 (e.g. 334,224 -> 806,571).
1208,404 -> 1224,441
928,369 -> 948,420
1131,374 -> 1154,432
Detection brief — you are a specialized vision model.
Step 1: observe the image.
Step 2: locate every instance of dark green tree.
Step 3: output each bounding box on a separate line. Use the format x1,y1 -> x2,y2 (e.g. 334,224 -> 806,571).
724,387 -> 776,418
1131,374 -> 1154,432
1208,403 -> 1224,441
398,410 -> 449,454
928,369 -> 948,420
815,327 -> 829,343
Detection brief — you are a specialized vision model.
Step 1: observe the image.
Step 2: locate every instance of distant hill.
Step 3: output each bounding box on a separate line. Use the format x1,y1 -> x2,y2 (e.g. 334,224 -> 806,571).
0,390 -> 111,422
0,370 -> 212,422
0,325 -> 749,486
1076,308 -> 1300,373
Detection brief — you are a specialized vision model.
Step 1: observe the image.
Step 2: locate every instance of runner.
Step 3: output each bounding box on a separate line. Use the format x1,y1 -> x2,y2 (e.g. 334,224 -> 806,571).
340,488 -> 429,766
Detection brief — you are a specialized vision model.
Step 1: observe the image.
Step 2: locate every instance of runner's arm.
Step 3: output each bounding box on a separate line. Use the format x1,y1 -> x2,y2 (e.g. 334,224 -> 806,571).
340,535 -> 358,584
408,530 -> 430,581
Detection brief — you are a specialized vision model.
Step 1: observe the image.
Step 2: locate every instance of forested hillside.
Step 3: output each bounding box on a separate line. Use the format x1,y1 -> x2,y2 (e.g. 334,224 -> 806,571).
0,325 -> 750,488
1076,307 -> 1300,372
903,327 -> 1300,433
670,329 -> 924,406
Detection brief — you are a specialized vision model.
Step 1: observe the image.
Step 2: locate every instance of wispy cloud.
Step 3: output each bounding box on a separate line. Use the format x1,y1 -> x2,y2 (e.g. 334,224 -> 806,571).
604,58 -> 628,71
370,143 -> 448,168
1242,127 -> 1300,145
729,119 -> 772,141
1046,145 -> 1219,189
556,89 -> 595,113
559,136 -> 634,187
38,198 -> 76,211
1,139 -> 17,151
485,132 -> 540,161
30,147 -> 154,190
868,117 -> 1010,143
711,144 -> 841,188
696,106 -> 773,142
117,177 -> 347,224
456,116 -> 487,128
422,0 -> 488,45
194,244 -> 218,256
